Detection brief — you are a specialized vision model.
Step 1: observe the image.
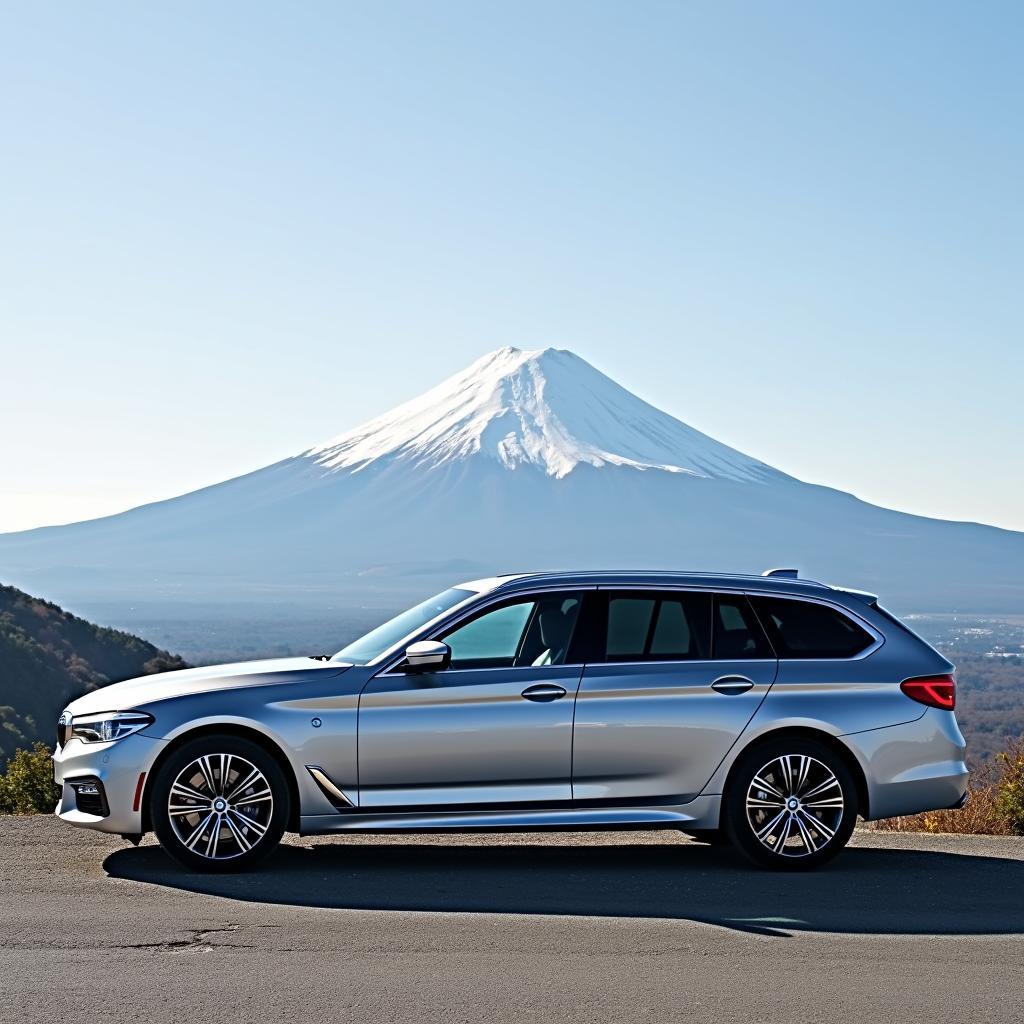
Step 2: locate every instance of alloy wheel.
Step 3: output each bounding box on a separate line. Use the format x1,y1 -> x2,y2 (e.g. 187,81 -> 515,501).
745,754 -> 845,859
166,753 -> 274,861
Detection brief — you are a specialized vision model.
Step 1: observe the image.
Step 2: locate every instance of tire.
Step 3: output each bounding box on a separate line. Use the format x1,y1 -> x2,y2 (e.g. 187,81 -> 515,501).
151,734 -> 289,873
723,737 -> 858,870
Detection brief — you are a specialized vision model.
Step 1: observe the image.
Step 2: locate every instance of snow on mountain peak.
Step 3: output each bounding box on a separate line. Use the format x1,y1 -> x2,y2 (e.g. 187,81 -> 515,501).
305,347 -> 780,483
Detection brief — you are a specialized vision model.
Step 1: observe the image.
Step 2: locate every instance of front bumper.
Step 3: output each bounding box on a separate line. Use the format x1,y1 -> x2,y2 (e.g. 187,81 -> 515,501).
53,732 -> 168,835
843,708 -> 969,821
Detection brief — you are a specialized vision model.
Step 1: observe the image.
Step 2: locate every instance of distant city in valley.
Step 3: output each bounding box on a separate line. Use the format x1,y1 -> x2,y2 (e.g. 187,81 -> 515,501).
914,615 -> 1024,659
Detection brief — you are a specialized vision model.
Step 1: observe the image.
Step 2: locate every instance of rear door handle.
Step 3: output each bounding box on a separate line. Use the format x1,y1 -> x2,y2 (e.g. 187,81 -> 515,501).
711,675 -> 755,695
521,682 -> 568,702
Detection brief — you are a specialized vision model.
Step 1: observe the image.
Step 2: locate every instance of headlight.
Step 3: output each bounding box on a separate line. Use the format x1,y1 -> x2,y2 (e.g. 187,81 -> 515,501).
70,711 -> 154,743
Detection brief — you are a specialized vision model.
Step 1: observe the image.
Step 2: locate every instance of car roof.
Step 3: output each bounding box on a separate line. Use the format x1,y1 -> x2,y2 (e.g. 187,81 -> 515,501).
458,569 -> 877,603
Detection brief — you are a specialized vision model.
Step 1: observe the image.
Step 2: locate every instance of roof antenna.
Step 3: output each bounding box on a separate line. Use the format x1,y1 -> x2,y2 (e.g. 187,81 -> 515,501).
762,567 -> 799,579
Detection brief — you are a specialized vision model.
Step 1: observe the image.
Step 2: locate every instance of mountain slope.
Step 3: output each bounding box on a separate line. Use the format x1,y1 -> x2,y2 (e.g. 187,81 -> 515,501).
0,584 -> 186,765
0,347 -> 1022,620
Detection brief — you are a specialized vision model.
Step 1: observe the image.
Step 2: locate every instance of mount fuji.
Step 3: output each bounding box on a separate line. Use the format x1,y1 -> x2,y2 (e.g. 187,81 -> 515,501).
2,347 -> 1022,629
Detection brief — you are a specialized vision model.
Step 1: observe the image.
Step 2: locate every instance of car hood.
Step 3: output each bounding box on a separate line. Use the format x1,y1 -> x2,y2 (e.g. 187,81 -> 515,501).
65,657 -> 352,716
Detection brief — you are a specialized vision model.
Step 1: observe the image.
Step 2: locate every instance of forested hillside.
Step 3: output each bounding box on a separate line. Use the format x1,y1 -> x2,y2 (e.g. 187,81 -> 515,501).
954,655 -> 1024,765
0,584 -> 185,765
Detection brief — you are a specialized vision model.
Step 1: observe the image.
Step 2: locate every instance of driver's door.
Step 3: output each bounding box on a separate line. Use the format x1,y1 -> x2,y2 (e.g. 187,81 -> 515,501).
357,589 -> 590,809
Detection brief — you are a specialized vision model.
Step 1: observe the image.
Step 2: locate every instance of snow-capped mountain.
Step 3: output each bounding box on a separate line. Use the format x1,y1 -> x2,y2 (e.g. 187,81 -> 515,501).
1,347 -> 1022,628
306,347 -> 780,483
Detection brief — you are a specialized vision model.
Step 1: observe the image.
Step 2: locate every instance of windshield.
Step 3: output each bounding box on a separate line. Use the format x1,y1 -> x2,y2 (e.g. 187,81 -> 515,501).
331,587 -> 477,664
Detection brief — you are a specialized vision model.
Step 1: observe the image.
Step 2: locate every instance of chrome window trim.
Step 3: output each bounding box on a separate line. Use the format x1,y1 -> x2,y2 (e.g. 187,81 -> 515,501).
373,584 -> 598,678
581,658 -> 778,670
389,663 -> 588,679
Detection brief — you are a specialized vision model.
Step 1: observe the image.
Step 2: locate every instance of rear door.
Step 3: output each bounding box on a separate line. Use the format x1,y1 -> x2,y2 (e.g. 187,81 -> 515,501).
572,590 -> 778,803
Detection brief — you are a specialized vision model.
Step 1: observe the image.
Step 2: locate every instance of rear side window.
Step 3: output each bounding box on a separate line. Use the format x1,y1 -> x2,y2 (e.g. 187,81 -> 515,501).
602,592 -> 710,662
749,596 -> 874,659
713,595 -> 773,659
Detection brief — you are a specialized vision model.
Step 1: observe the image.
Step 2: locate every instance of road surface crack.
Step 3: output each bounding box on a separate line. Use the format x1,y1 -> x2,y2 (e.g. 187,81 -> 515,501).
116,924 -> 255,953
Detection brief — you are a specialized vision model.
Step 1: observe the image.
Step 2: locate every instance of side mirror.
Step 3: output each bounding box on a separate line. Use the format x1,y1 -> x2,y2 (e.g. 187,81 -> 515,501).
404,640 -> 451,672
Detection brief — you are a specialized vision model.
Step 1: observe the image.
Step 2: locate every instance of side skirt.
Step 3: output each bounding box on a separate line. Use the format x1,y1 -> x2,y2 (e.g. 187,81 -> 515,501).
298,796 -> 721,836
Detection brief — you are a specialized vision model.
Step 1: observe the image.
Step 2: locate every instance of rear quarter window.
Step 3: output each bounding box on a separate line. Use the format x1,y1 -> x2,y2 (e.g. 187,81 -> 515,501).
749,596 -> 875,659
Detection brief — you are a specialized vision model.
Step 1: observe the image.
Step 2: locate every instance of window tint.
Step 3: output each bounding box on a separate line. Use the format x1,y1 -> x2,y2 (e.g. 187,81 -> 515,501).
650,600 -> 694,657
601,592 -> 710,662
518,595 -> 583,667
748,596 -> 874,659
713,595 -> 773,659
441,594 -> 582,670
444,602 -> 533,667
607,598 -> 655,659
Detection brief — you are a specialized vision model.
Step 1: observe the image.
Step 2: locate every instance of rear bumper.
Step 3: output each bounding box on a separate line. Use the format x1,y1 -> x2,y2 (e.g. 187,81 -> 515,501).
52,733 -> 168,835
843,708 -> 969,821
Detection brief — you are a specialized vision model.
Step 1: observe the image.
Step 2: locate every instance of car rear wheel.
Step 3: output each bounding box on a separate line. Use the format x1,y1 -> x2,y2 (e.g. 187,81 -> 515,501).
151,735 -> 289,873
724,737 -> 858,870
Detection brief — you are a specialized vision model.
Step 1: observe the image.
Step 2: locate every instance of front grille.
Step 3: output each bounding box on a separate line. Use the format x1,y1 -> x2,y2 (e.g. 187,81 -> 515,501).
71,778 -> 109,817
57,712 -> 72,749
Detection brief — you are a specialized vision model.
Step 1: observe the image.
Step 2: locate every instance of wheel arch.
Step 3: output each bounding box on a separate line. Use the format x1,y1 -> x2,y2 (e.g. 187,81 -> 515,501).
141,723 -> 302,834
723,726 -> 870,820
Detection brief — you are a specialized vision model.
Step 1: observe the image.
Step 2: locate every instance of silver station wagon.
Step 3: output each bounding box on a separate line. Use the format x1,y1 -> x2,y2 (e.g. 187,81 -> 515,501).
53,570 -> 968,871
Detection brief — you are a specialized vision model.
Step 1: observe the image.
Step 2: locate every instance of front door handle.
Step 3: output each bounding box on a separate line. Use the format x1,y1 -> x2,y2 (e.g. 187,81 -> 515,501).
521,682 -> 568,702
711,675 -> 755,695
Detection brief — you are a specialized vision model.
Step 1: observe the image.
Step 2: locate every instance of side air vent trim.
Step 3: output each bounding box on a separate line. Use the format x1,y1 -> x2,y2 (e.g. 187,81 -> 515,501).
305,765 -> 355,809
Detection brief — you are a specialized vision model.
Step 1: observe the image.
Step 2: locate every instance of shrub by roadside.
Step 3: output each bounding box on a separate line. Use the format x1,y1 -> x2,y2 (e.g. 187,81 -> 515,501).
994,740 -> 1024,834
871,738 -> 1024,836
0,742 -> 60,814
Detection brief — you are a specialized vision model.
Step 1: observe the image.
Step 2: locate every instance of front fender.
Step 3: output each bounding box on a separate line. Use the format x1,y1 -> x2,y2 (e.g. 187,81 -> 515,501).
143,713 -> 346,820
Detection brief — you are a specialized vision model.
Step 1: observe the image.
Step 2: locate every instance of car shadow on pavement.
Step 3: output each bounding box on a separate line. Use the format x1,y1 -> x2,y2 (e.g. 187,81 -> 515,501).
105,839 -> 1024,937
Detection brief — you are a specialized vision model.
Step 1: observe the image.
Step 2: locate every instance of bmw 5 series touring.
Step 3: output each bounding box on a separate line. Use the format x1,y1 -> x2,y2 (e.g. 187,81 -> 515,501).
53,570 -> 968,871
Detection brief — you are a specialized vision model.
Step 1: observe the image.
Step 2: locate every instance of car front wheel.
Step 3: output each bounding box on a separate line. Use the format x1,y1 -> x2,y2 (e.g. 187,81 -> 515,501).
724,738 -> 858,870
151,734 -> 289,872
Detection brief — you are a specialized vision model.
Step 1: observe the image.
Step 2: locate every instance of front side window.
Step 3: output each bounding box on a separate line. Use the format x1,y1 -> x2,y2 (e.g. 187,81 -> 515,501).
600,592 -> 710,662
332,587 -> 477,664
748,596 -> 874,659
441,593 -> 584,670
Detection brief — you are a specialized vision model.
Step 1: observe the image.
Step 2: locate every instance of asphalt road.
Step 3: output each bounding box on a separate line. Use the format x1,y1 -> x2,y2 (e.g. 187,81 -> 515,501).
1,818 -> 1022,1024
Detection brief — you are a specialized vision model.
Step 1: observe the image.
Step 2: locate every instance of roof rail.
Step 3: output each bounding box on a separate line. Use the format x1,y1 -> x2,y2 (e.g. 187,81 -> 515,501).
492,568 -> 831,590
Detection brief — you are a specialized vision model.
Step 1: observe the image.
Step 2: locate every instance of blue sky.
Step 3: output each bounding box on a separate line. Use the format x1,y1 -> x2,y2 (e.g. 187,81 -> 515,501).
1,2 -> 1021,532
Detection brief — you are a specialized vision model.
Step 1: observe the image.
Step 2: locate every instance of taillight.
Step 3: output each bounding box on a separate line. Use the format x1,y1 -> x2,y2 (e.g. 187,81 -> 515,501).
900,674 -> 956,710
